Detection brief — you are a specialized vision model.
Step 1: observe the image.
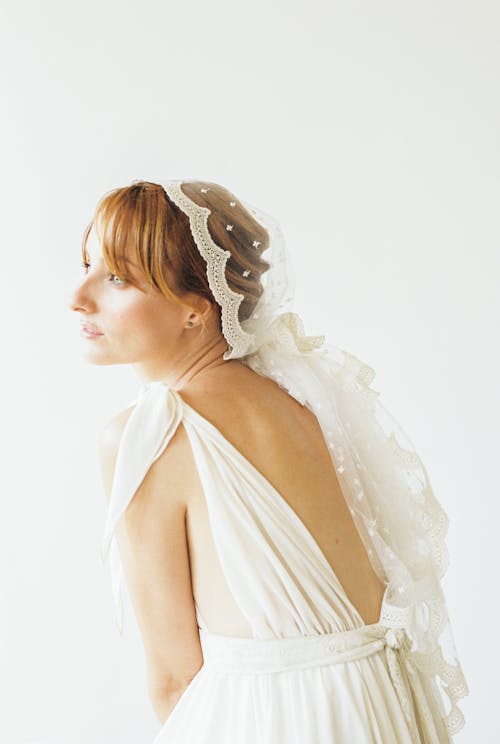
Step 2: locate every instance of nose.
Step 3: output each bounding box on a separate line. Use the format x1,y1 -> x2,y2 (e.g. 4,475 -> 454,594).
68,260 -> 100,314
67,289 -> 84,313
68,299 -> 84,314
67,279 -> 92,314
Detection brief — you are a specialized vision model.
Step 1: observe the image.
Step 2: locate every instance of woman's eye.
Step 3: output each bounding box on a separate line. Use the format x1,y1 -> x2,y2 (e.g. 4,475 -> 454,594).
81,261 -> 126,286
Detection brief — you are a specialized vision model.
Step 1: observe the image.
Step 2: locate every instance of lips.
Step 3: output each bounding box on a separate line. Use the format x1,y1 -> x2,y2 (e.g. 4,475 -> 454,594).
81,322 -> 103,335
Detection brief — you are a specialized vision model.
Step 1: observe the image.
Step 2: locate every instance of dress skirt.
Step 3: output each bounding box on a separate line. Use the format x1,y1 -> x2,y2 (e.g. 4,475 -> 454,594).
151,623 -> 451,743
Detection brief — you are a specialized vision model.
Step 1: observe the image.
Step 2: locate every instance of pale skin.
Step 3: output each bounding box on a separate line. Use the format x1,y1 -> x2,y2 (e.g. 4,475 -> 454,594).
68,226 -> 387,725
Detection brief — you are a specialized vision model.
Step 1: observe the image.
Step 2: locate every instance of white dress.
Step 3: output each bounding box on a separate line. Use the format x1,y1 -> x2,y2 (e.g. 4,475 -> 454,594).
102,381 -> 457,744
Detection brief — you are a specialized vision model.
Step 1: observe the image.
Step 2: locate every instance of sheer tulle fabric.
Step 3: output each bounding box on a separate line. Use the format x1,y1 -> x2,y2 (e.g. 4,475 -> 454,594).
239,317 -> 468,735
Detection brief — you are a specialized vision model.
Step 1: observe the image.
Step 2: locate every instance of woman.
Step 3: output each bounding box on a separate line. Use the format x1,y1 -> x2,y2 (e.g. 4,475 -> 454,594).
69,179 -> 468,743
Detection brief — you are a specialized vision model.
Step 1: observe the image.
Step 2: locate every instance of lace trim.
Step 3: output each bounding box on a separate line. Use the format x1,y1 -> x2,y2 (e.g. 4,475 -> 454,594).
333,347 -> 469,736
243,329 -> 469,737
163,181 -> 255,359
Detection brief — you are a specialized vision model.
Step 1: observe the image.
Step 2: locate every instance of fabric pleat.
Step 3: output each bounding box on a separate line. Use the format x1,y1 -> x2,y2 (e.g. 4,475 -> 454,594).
102,378 -> 465,743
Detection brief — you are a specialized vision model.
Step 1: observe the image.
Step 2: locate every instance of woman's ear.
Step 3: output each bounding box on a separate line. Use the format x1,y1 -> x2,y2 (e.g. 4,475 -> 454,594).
184,295 -> 217,328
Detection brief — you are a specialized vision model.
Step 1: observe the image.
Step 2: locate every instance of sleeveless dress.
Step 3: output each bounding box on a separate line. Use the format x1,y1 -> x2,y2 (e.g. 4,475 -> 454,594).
101,380 -> 458,744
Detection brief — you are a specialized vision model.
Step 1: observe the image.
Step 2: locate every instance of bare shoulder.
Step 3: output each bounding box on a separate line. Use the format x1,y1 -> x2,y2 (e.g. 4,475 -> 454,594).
185,361 -> 312,427
180,361 -> 318,460
125,421 -> 198,527
99,404 -> 136,451
98,400 -> 198,511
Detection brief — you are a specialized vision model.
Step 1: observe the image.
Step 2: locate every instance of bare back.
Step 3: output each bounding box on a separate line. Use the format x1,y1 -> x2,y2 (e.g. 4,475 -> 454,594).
180,361 -> 386,637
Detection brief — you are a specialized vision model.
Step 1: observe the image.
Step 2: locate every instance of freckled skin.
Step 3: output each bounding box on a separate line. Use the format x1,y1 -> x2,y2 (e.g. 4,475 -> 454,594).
69,224 -> 387,629
68,224 -> 231,388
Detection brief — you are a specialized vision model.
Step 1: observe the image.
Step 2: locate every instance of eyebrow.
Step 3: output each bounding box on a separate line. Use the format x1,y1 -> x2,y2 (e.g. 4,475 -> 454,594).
85,254 -> 140,270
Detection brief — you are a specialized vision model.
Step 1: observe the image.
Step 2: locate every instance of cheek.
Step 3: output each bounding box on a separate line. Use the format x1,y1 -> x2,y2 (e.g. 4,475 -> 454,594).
116,295 -> 182,345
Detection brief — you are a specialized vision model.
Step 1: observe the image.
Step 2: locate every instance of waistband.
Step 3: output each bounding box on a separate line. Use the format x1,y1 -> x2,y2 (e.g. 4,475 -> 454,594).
199,622 -> 408,674
199,623 -> 432,739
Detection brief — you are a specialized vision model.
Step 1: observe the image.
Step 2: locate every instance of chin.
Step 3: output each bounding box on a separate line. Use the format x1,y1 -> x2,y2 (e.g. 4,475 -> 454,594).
79,347 -> 121,366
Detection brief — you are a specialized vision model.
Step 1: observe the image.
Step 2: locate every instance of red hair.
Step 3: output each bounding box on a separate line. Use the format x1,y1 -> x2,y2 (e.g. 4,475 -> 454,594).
81,180 -> 271,335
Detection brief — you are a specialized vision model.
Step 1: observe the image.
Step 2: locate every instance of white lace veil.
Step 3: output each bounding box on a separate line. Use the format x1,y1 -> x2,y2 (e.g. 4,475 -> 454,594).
125,179 -> 470,735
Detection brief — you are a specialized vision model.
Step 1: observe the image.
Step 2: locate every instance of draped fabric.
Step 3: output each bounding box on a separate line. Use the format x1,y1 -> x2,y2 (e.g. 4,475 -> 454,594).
101,335 -> 468,741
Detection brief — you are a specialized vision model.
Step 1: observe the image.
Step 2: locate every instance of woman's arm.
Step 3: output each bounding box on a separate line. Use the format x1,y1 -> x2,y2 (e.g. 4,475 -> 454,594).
149,671 -> 198,725
99,412 -> 204,714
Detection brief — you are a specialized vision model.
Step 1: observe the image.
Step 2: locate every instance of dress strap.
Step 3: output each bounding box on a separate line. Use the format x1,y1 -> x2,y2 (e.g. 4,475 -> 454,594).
100,381 -> 182,634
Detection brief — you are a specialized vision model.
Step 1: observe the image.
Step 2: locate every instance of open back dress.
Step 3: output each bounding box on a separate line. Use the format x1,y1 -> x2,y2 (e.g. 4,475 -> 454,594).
101,378 -> 463,743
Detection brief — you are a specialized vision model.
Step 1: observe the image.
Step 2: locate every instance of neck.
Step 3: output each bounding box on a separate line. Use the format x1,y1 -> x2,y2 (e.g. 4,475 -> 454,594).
171,335 -> 232,391
134,334 -> 233,391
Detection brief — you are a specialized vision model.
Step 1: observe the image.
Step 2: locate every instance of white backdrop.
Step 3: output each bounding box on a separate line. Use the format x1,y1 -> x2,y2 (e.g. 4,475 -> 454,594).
0,0 -> 497,741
